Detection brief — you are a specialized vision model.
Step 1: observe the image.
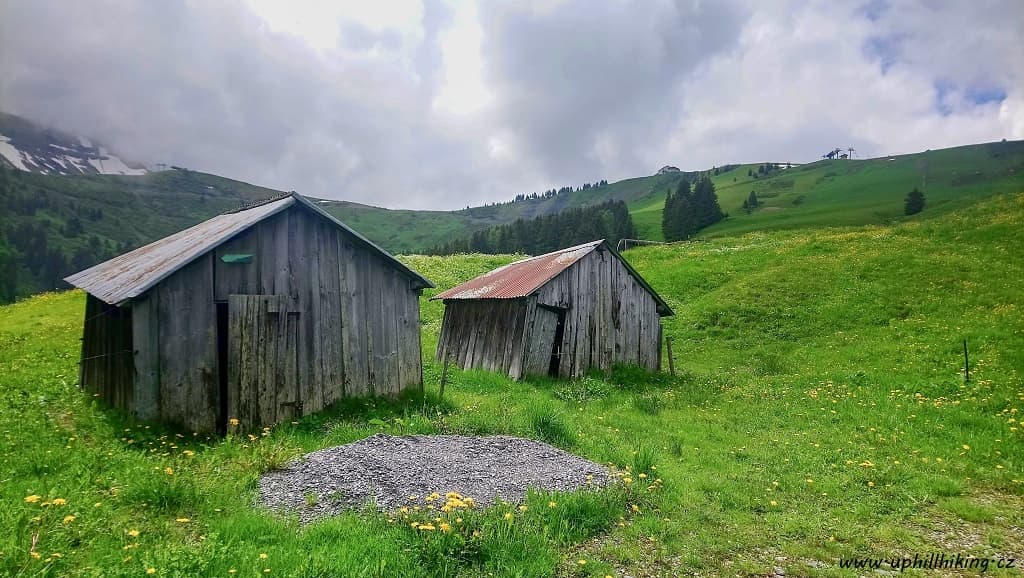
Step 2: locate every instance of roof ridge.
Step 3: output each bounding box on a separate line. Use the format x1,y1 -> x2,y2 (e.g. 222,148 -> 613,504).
224,191 -> 296,214
503,239 -> 605,266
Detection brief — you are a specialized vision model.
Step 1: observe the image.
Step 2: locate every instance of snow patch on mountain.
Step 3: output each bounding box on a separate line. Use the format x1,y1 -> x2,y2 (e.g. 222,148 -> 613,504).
0,134 -> 31,171
0,112 -> 149,176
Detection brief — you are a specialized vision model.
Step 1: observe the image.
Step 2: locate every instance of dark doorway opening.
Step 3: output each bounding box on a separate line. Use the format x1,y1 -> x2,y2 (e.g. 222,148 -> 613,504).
215,302 -> 229,435
548,310 -> 566,377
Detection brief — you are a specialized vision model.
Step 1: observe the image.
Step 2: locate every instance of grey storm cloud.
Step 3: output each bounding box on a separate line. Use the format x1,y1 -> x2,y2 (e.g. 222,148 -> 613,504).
478,1 -> 745,179
0,0 -> 1020,209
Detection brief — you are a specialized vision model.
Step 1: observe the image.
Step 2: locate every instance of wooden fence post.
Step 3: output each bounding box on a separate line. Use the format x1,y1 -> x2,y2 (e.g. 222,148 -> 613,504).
666,336 -> 676,377
963,339 -> 969,383
439,353 -> 451,399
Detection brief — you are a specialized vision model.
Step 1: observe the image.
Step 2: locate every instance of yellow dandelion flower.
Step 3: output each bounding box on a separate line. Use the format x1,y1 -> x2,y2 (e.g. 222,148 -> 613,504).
455,517 -> 463,524
259,553 -> 268,560
439,522 -> 451,532
623,477 -> 633,484
518,504 -> 528,512
962,444 -> 970,450
24,495 -> 41,503
228,418 -> 240,427
548,501 -> 557,508
868,481 -> 875,488
164,467 -> 174,475
504,512 -> 513,521
146,569 -> 156,575
638,473 -> 647,479
577,559 -> 587,565
127,529 -> 140,538
52,498 -> 67,506
770,500 -> 778,506
62,515 -> 76,524
631,504 -> 641,512
175,517 -> 191,523
419,523 -> 436,531
30,552 -> 41,559
228,569 -> 237,574
183,450 -> 195,457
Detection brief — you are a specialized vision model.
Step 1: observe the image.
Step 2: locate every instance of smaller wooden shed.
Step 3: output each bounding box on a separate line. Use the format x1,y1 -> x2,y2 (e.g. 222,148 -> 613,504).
64,192 -> 433,433
433,240 -> 672,380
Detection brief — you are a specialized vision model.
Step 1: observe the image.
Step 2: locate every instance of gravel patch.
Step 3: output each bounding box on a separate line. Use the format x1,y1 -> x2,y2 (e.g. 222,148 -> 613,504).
257,433 -> 611,523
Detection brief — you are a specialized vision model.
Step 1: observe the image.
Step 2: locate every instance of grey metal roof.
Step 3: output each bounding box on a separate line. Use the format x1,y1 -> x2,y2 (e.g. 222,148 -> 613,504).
432,239 -> 673,316
65,192 -> 433,305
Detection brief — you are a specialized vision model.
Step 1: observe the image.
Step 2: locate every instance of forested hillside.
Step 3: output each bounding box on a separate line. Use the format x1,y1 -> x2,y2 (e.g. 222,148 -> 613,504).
427,200 -> 636,256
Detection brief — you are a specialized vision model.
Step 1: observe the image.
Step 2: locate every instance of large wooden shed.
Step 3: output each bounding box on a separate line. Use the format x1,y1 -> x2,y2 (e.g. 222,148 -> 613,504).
65,192 -> 433,433
433,240 -> 672,380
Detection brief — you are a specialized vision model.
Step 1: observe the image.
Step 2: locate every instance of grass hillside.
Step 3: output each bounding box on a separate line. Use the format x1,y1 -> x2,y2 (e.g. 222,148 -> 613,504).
312,171 -> 688,253
632,140 -> 1024,240
3,140 -> 1021,304
2,193 -> 1022,576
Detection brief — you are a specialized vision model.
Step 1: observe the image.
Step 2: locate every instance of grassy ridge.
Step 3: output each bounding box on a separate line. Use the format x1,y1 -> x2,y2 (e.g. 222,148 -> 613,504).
632,140 -> 1024,241
1,195 -> 1022,576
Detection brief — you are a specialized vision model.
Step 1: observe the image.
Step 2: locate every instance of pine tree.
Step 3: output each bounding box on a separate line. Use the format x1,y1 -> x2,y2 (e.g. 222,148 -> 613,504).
743,191 -> 759,213
691,176 -> 725,229
904,188 -> 925,215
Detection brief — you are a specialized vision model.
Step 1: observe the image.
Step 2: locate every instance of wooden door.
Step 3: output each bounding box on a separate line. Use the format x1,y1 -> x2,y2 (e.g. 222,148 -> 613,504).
523,306 -> 561,377
226,295 -> 299,432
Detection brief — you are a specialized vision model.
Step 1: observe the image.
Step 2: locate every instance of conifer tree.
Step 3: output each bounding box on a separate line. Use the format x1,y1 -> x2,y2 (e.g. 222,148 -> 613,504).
904,188 -> 925,215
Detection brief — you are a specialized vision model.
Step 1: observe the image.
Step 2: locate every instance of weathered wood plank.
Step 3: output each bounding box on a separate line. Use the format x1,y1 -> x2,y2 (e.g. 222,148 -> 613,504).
132,293 -> 160,420
158,254 -> 217,432
214,228 -> 259,300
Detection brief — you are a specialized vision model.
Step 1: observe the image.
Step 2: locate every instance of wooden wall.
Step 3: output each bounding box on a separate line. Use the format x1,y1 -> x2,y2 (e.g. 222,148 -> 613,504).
79,294 -> 134,410
435,299 -> 530,379
533,247 -> 662,378
122,204 -> 423,432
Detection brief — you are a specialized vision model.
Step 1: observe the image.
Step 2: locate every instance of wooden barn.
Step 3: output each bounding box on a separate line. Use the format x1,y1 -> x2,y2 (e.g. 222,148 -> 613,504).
64,192 -> 433,433
433,240 -> 672,380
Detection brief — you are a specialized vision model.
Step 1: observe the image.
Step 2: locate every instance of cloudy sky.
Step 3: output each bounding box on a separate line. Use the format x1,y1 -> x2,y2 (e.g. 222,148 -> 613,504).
1,0 -> 1021,209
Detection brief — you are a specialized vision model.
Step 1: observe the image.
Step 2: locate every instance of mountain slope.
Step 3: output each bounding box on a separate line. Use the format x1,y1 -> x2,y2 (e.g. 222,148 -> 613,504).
632,140 -> 1024,240
318,171 -> 688,252
2,137 -> 1022,304
0,112 -> 148,176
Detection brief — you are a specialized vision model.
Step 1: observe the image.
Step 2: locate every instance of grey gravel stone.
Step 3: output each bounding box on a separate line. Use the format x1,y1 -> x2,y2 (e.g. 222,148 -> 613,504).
256,433 -> 611,523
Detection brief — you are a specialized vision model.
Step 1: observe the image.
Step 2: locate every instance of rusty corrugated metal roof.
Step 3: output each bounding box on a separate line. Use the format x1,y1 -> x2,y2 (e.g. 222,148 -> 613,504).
431,240 -> 673,316
433,240 -> 603,301
65,192 -> 433,305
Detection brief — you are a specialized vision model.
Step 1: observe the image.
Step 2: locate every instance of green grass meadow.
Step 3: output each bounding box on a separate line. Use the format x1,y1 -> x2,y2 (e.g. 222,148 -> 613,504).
2,194 -> 1022,576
